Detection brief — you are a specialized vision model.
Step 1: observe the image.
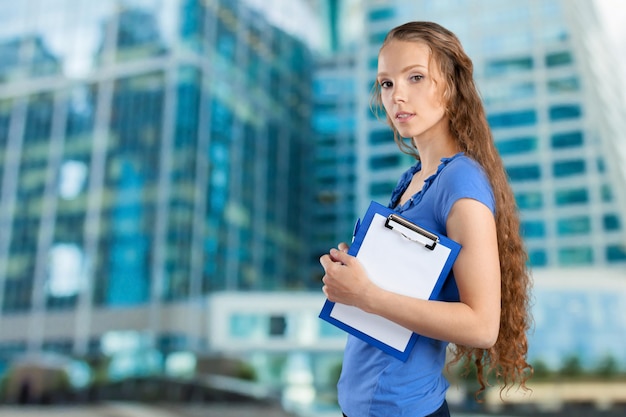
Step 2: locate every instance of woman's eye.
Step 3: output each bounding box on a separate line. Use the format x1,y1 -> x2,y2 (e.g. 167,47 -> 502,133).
380,80 -> 392,88
410,75 -> 424,82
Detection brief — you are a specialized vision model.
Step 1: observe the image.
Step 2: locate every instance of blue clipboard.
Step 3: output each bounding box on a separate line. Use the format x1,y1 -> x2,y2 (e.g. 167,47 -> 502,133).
319,201 -> 461,361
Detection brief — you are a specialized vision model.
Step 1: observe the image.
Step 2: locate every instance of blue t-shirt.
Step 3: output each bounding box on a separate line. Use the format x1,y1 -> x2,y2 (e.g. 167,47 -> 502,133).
337,153 -> 495,417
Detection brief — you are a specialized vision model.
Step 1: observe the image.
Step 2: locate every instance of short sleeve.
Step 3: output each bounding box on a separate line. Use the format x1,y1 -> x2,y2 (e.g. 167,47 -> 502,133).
434,156 -> 495,225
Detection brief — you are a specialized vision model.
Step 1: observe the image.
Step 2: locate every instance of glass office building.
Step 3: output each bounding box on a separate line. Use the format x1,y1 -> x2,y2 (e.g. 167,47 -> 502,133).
357,0 -> 626,367
310,54 -> 358,281
0,0 -> 315,371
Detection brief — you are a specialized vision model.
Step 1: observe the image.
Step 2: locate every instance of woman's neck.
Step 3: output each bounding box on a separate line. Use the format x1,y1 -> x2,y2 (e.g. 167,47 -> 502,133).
414,135 -> 459,174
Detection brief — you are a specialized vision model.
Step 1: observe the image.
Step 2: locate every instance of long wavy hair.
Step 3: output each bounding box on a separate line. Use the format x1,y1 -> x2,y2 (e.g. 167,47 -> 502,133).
371,21 -> 533,397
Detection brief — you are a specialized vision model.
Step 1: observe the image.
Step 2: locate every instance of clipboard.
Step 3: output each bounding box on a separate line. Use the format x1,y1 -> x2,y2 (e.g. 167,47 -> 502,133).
319,201 -> 461,361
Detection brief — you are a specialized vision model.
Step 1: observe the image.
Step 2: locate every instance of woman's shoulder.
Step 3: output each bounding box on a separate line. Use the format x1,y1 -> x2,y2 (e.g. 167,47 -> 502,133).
434,153 -> 495,215
440,153 -> 486,178
436,153 -> 489,187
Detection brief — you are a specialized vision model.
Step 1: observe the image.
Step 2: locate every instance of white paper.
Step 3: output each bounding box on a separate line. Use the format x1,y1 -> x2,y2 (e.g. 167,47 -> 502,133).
329,213 -> 452,352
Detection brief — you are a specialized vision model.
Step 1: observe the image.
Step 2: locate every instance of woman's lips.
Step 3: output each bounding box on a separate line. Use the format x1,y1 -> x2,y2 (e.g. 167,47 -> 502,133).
395,112 -> 414,122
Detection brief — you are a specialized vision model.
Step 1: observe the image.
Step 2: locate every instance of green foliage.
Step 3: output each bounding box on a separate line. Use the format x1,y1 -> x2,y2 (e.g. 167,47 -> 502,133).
531,358 -> 552,380
594,355 -> 620,379
236,362 -> 257,381
560,355 -> 583,378
529,354 -> 625,382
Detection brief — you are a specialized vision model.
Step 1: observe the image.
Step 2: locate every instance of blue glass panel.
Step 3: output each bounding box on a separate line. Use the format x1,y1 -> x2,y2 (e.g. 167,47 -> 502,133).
108,160 -> 149,306
528,250 -> 547,266
369,181 -> 395,196
607,245 -> 626,261
488,110 -> 537,128
368,8 -> 394,21
558,247 -> 593,265
549,104 -> 581,121
546,51 -> 572,67
369,130 -> 394,145
548,77 -> 580,92
496,136 -> 537,155
515,191 -> 543,210
553,159 -> 585,177
485,56 -> 533,76
551,131 -> 583,148
555,188 -> 588,206
603,214 -> 620,231
557,216 -> 590,235
369,154 -> 400,169
521,220 -> 545,238
506,164 -> 541,181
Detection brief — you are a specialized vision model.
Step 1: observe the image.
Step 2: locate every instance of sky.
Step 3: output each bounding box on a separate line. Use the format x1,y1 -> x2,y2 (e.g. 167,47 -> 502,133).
595,0 -> 626,69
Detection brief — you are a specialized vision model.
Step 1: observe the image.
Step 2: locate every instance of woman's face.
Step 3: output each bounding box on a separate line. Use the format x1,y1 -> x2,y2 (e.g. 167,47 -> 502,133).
377,40 -> 449,142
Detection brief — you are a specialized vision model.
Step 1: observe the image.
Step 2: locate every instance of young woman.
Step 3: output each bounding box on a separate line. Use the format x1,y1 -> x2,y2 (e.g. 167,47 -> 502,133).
319,21 -> 532,417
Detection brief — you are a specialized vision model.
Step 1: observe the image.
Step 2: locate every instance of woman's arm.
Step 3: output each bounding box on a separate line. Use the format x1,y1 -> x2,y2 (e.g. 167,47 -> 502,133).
320,198 -> 501,349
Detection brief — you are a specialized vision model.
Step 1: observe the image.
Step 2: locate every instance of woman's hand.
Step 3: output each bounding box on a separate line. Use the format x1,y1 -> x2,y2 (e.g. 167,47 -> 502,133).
319,243 -> 377,310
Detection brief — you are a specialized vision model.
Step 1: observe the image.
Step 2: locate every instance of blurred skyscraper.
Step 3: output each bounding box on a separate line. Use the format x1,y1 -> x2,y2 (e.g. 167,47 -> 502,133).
310,55 -> 358,283
0,0 -> 318,373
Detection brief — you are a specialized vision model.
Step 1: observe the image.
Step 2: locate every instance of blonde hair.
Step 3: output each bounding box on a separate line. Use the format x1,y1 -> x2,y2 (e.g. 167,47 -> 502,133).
372,21 -> 533,397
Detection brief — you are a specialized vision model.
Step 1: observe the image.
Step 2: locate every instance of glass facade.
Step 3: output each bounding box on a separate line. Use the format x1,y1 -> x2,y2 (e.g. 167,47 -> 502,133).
0,0 -> 314,368
310,54 -> 358,283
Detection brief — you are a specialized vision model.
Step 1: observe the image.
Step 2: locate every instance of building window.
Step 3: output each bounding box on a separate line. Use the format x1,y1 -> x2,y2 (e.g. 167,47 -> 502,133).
549,104 -> 581,121
506,164 -> 541,182
368,8 -> 394,21
369,130 -> 394,145
496,136 -> 537,155
516,191 -> 543,210
557,216 -> 590,236
485,56 -> 533,76
369,154 -> 400,169
603,214 -> 621,231
551,131 -> 583,148
269,315 -> 287,336
548,76 -> 580,93
528,249 -> 547,266
488,109 -> 537,128
553,159 -> 585,177
606,245 -> 626,262
555,188 -> 588,206
521,220 -> 545,238
369,181 -> 395,196
546,51 -> 573,67
558,247 -> 593,265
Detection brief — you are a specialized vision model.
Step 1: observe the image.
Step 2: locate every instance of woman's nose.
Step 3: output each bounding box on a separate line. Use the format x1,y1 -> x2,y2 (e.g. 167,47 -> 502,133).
392,84 -> 406,102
